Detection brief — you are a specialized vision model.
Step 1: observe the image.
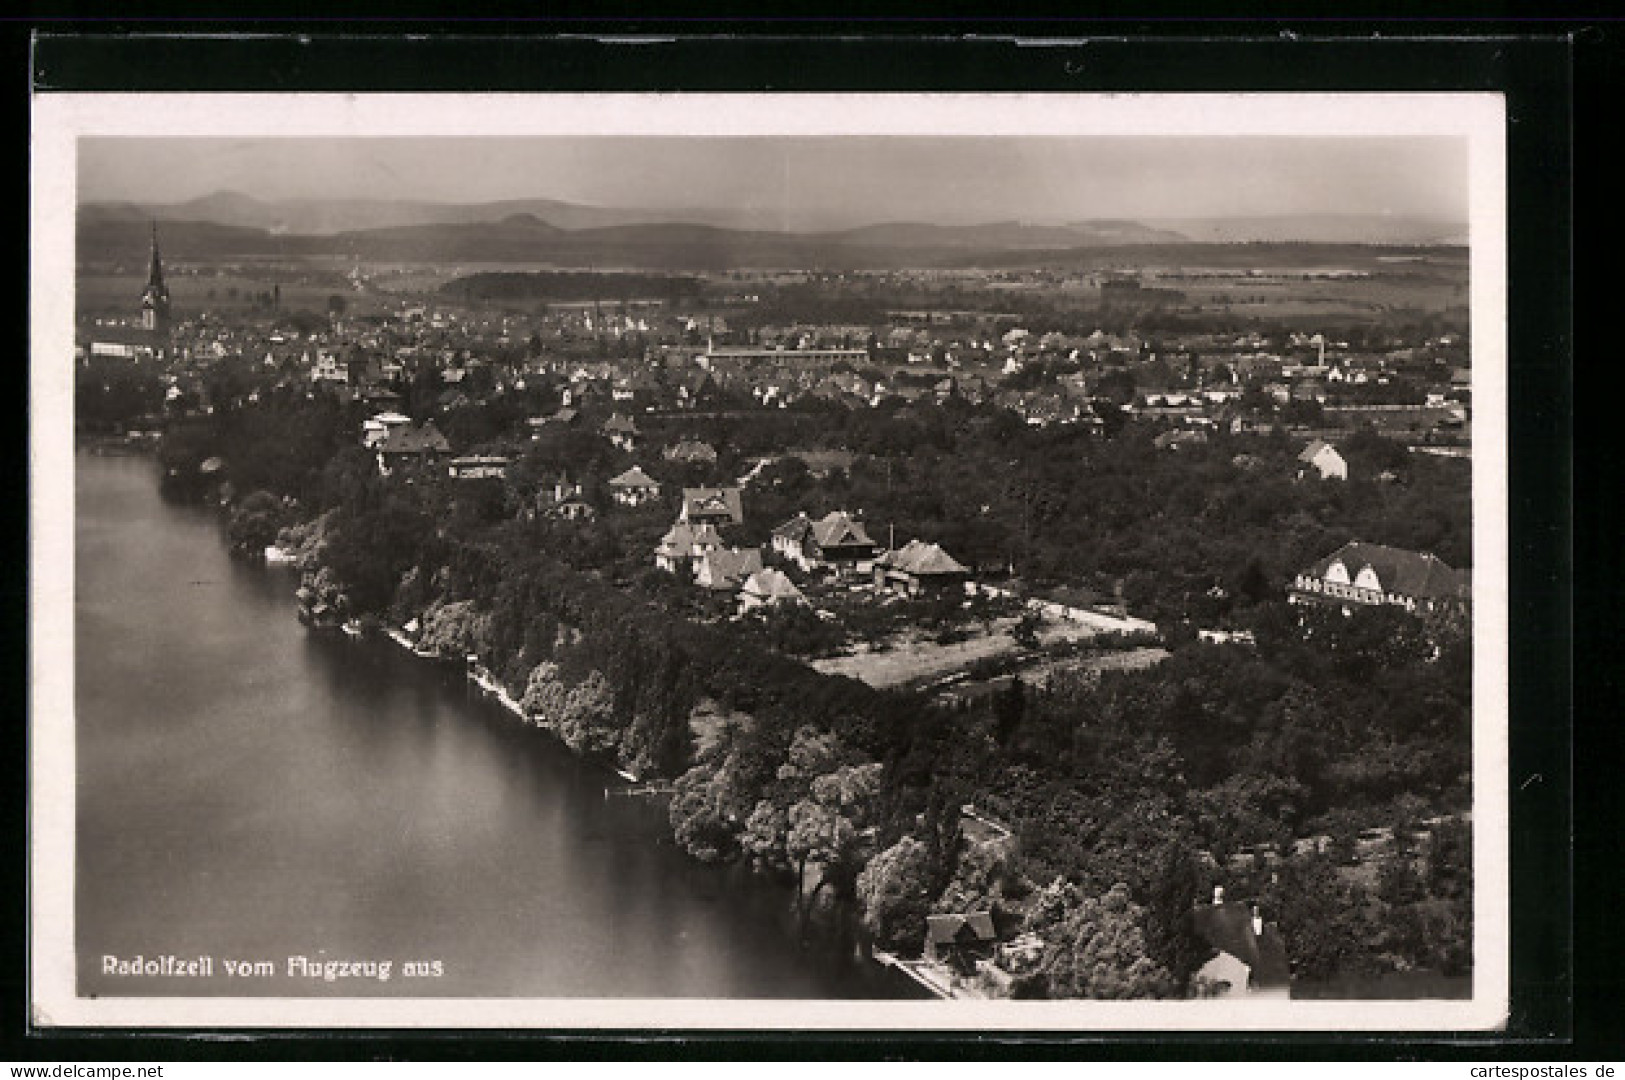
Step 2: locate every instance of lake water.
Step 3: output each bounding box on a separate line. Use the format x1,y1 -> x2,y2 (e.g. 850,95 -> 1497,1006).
74,451 -> 911,999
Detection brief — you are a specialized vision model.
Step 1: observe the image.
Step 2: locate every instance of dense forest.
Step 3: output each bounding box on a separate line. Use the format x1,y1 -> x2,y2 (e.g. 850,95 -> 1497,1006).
138,370 -> 1473,998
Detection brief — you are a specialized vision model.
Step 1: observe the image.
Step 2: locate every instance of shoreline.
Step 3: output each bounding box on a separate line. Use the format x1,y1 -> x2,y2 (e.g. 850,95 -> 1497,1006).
373,621 -> 654,786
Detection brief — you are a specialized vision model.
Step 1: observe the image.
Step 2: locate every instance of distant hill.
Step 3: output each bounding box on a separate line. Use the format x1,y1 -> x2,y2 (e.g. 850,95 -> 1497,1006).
80,194 -> 649,236
81,192 -> 1192,246
75,193 -> 1466,271
1145,213 -> 1467,246
827,220 -> 1189,250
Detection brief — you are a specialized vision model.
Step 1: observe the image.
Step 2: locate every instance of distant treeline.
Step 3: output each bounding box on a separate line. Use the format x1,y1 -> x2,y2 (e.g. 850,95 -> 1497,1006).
440,271 -> 706,303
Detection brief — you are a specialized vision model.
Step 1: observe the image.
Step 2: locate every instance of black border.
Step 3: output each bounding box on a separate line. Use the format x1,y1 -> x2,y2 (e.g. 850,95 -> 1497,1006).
16,24 -> 1586,1061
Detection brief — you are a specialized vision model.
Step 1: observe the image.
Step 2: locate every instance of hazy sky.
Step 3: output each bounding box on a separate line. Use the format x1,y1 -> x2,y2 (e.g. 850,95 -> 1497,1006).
78,137 -> 1466,228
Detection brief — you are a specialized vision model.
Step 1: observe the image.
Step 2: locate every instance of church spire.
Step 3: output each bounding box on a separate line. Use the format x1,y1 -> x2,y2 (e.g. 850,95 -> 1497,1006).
146,220 -> 165,290
141,220 -> 172,337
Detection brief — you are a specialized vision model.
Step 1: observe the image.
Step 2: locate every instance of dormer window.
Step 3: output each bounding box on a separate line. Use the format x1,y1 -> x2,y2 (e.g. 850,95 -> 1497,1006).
1324,560 -> 1350,585
1353,566 -> 1382,591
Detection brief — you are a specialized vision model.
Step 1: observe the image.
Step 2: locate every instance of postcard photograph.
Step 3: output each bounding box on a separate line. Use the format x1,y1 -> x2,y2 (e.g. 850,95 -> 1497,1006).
30,92 -> 1507,1030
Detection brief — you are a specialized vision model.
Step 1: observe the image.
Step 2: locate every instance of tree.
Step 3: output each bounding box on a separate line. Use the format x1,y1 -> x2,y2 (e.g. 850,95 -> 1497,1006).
417,599 -> 490,658
1011,612 -> 1043,650
739,799 -> 791,872
993,676 -> 1026,747
1140,839 -> 1215,991
786,762 -> 883,903
520,661 -> 567,723
1031,883 -> 1176,999
1261,853 -> 1380,981
553,670 -> 619,756
226,490 -> 290,559
669,761 -> 739,864
855,835 -> 934,953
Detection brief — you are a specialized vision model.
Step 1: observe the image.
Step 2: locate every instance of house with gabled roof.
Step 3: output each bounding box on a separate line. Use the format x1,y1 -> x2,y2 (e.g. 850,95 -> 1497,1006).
1297,439 -> 1348,481
739,568 -> 806,613
375,420 -> 451,476
1192,890 -> 1291,999
679,487 -> 744,528
1289,540 -> 1470,619
771,510 -> 878,572
694,547 -> 764,591
874,539 -> 971,595
608,465 -> 662,507
654,522 -> 724,574
923,912 -> 1000,976
601,413 -> 642,452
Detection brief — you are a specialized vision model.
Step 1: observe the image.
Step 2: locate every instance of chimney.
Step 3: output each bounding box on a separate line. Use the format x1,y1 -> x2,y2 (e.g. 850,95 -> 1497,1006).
1212,885 -> 1225,906
1250,904 -> 1264,938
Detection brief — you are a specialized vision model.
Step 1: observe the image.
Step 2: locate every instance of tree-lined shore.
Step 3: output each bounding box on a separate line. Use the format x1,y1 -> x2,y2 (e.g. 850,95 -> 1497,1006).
142,379 -> 1471,998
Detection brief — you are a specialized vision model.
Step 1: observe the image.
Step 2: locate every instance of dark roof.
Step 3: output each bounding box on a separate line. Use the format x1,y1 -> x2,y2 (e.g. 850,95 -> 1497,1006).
811,511 -> 875,551
879,539 -> 968,577
789,449 -> 857,476
682,487 -> 744,524
1305,541 -> 1470,601
377,421 -> 451,455
697,548 -> 764,589
1192,902 -> 1291,990
602,413 -> 640,435
926,912 -> 998,946
773,513 -> 813,542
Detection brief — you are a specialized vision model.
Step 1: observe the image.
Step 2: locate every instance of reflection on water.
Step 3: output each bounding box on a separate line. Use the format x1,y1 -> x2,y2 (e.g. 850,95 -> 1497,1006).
75,452 -> 910,999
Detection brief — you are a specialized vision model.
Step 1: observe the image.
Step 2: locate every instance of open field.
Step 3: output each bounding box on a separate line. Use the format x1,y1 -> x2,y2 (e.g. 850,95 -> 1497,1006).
1165,275 -> 1467,318
811,614 -> 1155,690
76,270 -> 405,321
935,646 -> 1171,704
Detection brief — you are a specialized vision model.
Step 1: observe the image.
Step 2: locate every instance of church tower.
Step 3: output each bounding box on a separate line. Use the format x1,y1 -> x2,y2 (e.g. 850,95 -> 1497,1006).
140,221 -> 171,340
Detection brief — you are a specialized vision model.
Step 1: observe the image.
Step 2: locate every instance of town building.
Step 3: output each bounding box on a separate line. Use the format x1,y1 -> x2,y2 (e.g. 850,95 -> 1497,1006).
771,511 -> 878,572
739,568 -> 806,612
874,539 -> 971,595
679,487 -> 744,528
1297,439 -> 1349,481
602,413 -> 641,452
608,466 -> 662,507
446,455 -> 511,481
923,912 -> 1000,977
375,421 -> 451,475
694,547 -> 764,591
362,411 -> 413,449
699,345 -> 870,368
139,222 -> 172,343
654,522 -> 724,573
1192,890 -> 1291,999
1289,540 -> 1471,619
